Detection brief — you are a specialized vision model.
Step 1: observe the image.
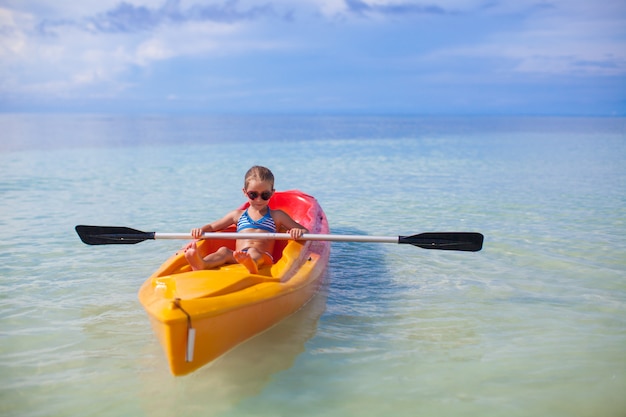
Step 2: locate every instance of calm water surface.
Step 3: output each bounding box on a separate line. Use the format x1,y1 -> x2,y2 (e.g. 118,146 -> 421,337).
1,115 -> 625,417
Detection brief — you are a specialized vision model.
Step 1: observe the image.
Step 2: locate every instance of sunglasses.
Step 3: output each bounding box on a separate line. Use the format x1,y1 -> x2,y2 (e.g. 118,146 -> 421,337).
246,190 -> 273,201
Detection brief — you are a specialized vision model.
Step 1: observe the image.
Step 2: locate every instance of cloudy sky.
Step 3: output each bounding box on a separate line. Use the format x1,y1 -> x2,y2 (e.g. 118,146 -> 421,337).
1,0 -> 625,115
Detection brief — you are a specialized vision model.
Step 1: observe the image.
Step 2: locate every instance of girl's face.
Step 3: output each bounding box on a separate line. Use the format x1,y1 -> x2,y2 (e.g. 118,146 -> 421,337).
243,179 -> 274,208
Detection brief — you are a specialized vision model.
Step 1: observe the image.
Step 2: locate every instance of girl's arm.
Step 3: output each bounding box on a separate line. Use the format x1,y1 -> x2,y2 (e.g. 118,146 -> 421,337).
191,210 -> 241,238
273,210 -> 309,239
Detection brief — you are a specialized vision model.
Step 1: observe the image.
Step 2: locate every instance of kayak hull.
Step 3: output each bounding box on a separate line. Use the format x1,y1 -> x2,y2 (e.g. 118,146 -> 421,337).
138,190 -> 330,376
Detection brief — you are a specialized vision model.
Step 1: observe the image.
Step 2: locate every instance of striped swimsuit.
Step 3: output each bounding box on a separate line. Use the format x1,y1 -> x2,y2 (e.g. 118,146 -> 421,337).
236,209 -> 277,233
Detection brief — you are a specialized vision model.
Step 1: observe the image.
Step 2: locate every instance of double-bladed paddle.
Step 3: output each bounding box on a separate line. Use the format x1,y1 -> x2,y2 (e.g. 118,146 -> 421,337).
75,225 -> 483,252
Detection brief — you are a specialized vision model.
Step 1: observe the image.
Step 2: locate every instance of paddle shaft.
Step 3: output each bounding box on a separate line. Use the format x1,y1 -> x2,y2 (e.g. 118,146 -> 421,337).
154,232 -> 399,244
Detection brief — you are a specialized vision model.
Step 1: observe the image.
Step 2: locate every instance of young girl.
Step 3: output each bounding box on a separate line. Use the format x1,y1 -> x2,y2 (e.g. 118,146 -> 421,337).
183,166 -> 309,274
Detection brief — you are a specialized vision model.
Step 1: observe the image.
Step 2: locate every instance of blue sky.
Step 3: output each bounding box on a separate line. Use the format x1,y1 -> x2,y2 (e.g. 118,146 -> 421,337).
1,0 -> 625,115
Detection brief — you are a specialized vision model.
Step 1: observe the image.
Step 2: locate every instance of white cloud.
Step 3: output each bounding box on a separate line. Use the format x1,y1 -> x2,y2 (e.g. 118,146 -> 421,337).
312,0 -> 349,17
2,0 -> 166,19
0,0 -> 624,112
132,20 -> 242,66
420,0 -> 626,77
0,2 -> 274,98
0,7 -> 33,57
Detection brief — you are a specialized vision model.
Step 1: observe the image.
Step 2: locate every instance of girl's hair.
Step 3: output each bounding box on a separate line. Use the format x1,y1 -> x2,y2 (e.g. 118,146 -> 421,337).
244,166 -> 275,189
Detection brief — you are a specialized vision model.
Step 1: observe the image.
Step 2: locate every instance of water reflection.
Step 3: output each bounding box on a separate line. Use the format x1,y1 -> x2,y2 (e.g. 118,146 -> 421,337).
136,277 -> 329,416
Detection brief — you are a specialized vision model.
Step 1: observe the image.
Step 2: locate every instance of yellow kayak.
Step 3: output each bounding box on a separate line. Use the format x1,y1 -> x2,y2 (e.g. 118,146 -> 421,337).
138,190 -> 330,376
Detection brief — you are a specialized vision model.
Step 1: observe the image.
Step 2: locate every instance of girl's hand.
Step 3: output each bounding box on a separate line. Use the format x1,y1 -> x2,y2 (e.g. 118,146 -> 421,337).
288,228 -> 306,239
191,228 -> 204,239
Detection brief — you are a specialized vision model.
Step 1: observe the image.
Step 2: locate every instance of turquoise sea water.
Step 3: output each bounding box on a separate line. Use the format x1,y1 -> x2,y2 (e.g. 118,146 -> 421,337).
1,115 -> 625,417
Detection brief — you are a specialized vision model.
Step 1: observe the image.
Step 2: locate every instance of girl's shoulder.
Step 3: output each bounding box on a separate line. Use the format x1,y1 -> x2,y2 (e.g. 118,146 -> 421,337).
268,208 -> 284,217
268,208 -> 290,223
228,208 -> 246,221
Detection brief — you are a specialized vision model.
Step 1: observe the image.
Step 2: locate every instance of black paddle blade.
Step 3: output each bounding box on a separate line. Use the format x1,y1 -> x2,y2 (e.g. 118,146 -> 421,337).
399,232 -> 484,252
75,225 -> 155,245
